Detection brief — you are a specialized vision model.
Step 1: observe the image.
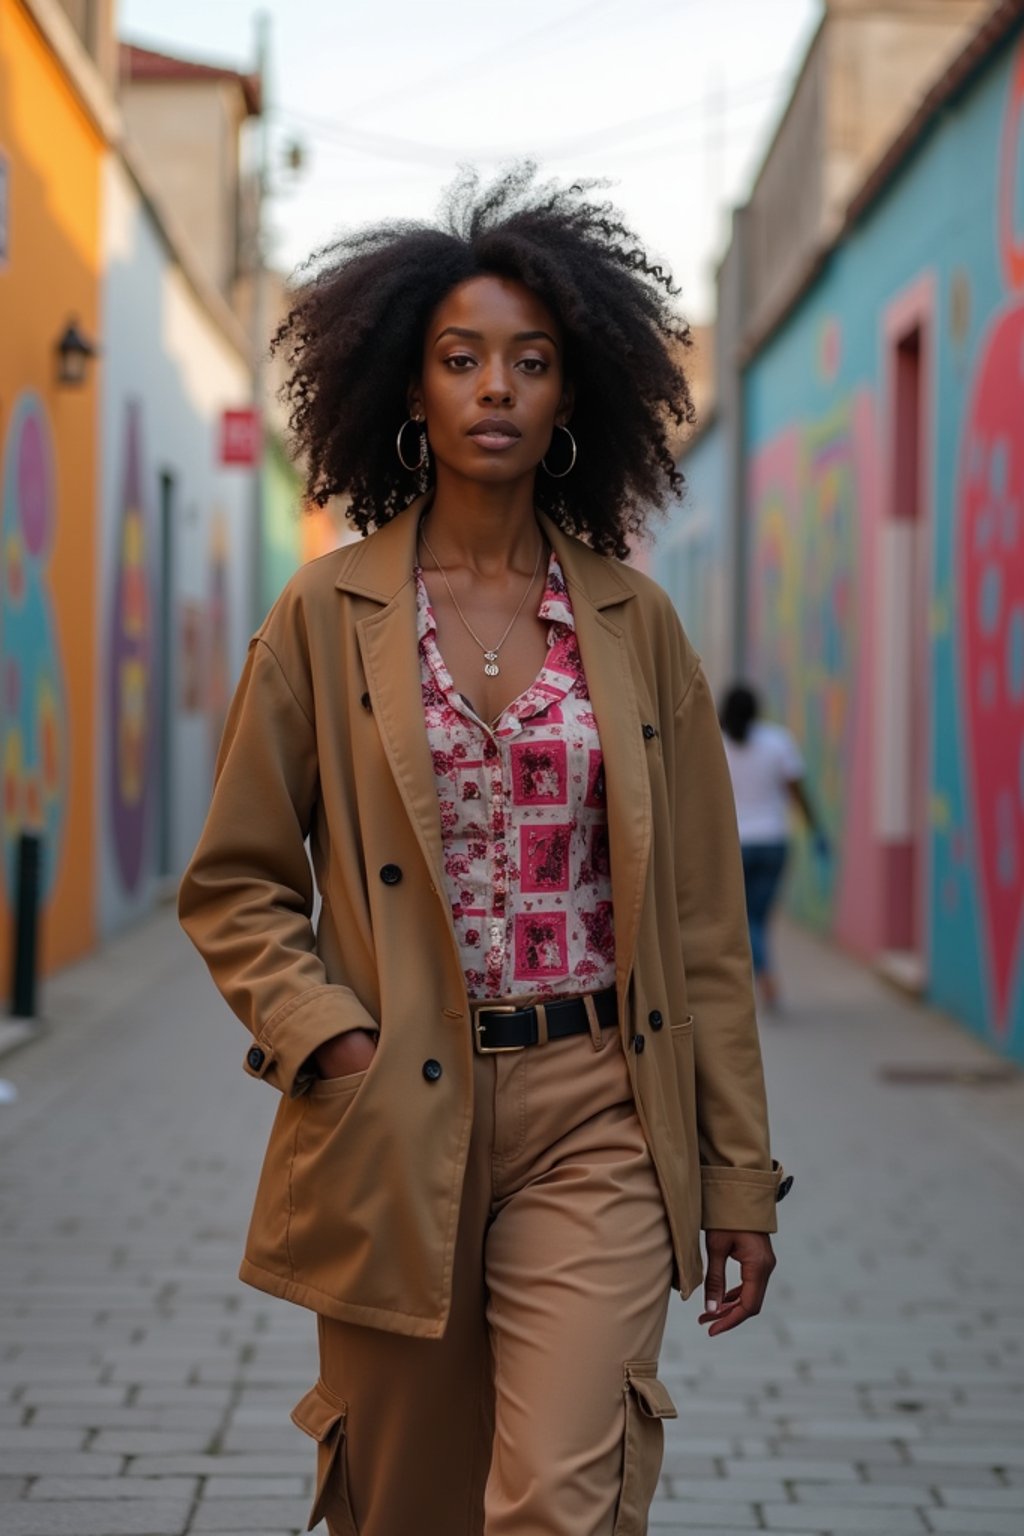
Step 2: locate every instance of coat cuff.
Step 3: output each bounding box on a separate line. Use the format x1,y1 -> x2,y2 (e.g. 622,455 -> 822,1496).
700,1161 -> 790,1233
243,985 -> 379,1096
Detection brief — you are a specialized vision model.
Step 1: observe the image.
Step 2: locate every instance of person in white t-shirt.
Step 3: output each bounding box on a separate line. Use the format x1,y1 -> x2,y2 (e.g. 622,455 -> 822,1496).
719,683 -> 829,1012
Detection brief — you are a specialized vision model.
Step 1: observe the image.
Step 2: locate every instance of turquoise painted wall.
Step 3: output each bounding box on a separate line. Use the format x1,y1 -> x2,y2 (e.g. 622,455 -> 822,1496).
744,26 -> 1024,1062
648,421 -> 731,692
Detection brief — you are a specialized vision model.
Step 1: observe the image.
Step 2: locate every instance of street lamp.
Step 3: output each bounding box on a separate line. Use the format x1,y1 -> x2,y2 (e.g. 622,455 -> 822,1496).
55,320 -> 99,386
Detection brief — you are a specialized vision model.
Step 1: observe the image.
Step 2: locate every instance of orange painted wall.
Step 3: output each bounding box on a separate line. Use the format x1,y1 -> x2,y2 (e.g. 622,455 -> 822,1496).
0,0 -> 103,975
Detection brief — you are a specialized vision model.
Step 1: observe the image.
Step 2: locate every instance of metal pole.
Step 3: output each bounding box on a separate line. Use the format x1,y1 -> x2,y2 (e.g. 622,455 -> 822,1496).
251,9 -> 272,630
11,832 -> 42,1019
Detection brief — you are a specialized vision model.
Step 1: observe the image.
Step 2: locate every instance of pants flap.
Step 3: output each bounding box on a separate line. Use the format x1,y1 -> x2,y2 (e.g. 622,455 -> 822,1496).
291,1379 -> 348,1442
625,1362 -> 677,1420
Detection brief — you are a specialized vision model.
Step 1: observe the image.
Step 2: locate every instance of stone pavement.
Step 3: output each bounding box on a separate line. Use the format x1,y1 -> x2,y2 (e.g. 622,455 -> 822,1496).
0,905 -> 1022,1536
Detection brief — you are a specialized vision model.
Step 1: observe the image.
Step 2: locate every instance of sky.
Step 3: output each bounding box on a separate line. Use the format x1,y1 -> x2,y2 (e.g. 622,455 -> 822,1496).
119,0 -> 823,322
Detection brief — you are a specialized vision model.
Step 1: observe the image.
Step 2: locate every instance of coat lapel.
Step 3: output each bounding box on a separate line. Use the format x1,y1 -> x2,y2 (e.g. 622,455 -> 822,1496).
540,517 -> 652,995
343,500 -> 449,894
340,501 -> 652,991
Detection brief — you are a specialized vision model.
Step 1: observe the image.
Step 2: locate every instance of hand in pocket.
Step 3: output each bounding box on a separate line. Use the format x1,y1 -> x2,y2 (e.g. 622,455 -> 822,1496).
315,1027 -> 378,1080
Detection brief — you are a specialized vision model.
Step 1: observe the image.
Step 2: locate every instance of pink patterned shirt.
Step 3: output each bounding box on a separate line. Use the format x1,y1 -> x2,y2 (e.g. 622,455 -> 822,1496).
416,552 -> 616,1000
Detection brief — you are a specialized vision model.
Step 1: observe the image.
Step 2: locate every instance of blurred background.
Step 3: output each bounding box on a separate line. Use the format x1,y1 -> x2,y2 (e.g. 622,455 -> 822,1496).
2,0 -> 1020,1065
2,6 -> 1024,1535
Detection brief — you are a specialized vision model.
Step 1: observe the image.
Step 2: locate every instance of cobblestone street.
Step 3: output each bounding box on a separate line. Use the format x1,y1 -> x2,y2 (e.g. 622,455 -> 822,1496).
1,906 -> 1022,1536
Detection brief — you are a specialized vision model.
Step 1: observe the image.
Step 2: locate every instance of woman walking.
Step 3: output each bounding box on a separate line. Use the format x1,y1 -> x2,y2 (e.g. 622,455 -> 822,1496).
719,682 -> 829,1014
179,169 -> 788,1536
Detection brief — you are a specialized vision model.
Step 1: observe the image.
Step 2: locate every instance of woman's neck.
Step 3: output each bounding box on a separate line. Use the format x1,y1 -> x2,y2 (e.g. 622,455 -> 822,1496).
421,470 -> 543,575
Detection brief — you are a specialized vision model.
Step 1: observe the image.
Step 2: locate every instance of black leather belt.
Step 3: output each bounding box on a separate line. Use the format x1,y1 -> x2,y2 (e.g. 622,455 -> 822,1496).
472,987 -> 618,1053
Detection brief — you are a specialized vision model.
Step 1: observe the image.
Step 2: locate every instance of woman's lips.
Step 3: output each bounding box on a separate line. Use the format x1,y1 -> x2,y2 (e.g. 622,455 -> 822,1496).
468,431 -> 521,451
468,418 -> 521,452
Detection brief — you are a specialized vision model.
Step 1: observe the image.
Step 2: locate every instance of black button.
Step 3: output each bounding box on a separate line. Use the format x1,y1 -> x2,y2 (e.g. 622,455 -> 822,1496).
247,1046 -> 266,1071
422,1059 -> 443,1082
776,1175 -> 794,1203
380,864 -> 403,885
360,691 -> 372,711
631,1033 -> 645,1054
642,723 -> 658,740
648,1010 -> 663,1031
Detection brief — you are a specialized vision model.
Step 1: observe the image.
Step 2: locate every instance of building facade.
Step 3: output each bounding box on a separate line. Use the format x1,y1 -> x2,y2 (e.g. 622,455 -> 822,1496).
0,1 -> 301,989
653,0 -> 1024,1064
0,0 -> 107,977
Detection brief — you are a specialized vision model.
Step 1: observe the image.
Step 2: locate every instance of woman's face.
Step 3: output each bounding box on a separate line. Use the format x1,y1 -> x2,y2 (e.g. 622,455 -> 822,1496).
410,274 -> 572,487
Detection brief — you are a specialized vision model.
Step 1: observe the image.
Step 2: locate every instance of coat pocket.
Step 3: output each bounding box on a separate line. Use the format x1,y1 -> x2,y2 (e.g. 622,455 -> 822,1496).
291,1380 -> 358,1534
612,1360 -> 677,1535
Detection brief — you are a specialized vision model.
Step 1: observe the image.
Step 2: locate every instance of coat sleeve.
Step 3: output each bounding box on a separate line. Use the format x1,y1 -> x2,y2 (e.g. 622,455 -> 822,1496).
673,656 -> 785,1231
178,634 -> 378,1096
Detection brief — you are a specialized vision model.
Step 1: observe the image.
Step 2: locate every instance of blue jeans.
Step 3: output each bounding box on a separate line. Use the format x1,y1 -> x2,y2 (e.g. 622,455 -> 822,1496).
741,842 -> 788,975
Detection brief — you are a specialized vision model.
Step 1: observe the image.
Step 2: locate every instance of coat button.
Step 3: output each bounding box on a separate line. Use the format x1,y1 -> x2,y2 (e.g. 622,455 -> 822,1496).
776,1175 -> 794,1203
631,1033 -> 645,1054
648,1010 -> 663,1031
642,723 -> 658,740
247,1046 -> 266,1071
422,1059 -> 443,1082
380,864 -> 403,885
360,691 -> 372,711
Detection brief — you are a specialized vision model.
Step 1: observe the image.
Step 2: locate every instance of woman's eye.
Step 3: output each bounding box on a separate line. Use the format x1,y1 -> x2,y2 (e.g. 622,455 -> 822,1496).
518,358 -> 548,374
443,354 -> 475,370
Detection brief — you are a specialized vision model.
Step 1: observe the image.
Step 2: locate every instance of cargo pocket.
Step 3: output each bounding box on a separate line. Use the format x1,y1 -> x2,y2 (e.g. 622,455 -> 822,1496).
612,1360 -> 677,1535
291,1380 -> 358,1534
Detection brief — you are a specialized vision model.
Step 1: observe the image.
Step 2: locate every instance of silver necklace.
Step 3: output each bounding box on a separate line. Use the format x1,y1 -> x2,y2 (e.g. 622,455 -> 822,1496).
418,524 -> 543,678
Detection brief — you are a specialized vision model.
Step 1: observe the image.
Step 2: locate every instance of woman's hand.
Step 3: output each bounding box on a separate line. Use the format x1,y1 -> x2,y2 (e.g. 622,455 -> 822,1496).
698,1230 -> 776,1336
314,1027 -> 379,1080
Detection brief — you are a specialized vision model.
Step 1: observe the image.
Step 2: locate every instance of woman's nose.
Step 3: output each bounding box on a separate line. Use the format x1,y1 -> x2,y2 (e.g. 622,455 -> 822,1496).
478,362 -> 514,405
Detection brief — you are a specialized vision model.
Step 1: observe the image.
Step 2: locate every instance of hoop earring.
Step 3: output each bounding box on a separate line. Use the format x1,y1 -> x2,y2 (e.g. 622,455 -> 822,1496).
397,417 -> 429,473
541,424 -> 577,479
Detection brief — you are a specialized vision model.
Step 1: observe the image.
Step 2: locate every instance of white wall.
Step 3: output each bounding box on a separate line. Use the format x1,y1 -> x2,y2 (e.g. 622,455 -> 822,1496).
98,152 -> 253,938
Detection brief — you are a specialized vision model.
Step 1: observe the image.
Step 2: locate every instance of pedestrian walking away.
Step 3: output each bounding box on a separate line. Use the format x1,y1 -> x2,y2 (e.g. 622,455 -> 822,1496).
179,167 -> 791,1536
719,682 -> 829,1015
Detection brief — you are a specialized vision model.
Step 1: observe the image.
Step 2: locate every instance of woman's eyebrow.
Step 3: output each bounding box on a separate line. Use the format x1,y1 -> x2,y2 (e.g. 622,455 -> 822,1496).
433,326 -> 560,347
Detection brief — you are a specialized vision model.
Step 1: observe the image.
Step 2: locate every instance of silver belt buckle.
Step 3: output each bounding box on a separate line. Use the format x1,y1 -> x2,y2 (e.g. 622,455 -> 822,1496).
473,1003 -> 526,1054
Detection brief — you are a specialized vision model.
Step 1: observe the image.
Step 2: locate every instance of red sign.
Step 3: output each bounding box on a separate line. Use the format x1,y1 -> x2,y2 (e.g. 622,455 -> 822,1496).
220,408 -> 262,466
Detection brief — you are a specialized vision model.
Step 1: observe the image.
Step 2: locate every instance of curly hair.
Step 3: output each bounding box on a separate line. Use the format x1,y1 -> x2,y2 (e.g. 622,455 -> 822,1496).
274,164 -> 694,559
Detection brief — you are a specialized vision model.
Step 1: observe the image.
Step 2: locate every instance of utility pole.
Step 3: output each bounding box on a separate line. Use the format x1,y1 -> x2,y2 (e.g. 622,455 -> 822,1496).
251,9 -> 272,631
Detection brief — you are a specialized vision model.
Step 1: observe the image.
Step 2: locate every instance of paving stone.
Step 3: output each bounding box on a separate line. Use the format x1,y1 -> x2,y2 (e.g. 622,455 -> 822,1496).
0,1499 -> 192,1534
202,1476 -> 309,1498
651,1501 -> 760,1527
926,1514 -> 1024,1535
761,1505 -> 927,1532
793,1482 -> 933,1507
88,1431 -> 216,1456
190,1497 -> 310,1530
28,1476 -> 199,1500
936,1488 -> 1024,1510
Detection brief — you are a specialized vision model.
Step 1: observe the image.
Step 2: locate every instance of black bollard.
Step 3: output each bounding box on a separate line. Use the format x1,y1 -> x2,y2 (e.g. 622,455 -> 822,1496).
11,832 -> 42,1019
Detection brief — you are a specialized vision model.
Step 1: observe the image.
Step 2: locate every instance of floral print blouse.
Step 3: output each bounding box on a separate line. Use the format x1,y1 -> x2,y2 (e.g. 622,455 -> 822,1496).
415,552 -> 616,1001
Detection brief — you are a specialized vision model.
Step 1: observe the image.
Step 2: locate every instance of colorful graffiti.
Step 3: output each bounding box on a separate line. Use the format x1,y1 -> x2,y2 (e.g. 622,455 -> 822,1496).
207,511 -> 231,764
748,400 -> 861,923
952,51 -> 1024,1032
0,394 -> 67,901
108,403 -> 154,893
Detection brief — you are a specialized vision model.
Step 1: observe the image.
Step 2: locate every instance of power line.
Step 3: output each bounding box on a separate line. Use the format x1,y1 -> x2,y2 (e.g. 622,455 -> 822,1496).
271,69 -> 790,171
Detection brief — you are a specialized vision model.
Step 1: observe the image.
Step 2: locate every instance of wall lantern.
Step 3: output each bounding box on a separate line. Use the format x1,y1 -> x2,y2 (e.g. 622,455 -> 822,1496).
55,320 -> 99,387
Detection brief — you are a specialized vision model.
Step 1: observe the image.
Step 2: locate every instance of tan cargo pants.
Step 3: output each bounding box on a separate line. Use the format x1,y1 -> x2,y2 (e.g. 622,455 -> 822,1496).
291,1024 -> 677,1536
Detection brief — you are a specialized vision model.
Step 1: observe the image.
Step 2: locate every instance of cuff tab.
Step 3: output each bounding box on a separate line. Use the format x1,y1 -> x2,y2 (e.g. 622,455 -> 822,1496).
244,1043 -> 274,1080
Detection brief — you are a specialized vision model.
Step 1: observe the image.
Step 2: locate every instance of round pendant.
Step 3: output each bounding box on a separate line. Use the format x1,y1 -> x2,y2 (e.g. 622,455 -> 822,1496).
484,662 -> 500,677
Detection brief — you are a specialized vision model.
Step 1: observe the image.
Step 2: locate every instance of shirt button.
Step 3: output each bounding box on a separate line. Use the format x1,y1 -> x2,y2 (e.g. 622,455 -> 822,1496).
631,1033 -> 646,1054
642,722 -> 658,740
648,1010 -> 663,1031
379,864 -> 403,885
422,1059 -> 443,1083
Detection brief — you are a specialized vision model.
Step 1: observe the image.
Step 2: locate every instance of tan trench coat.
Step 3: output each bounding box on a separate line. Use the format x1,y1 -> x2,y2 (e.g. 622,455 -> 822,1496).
179,497 -> 785,1339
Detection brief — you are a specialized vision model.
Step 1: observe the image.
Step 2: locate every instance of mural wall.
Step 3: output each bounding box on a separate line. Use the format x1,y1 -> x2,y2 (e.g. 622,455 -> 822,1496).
0,0 -> 102,976
647,422 -> 731,692
743,26 -> 1024,1061
99,154 -> 253,937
